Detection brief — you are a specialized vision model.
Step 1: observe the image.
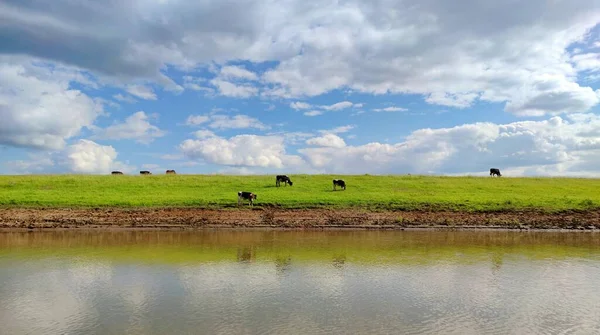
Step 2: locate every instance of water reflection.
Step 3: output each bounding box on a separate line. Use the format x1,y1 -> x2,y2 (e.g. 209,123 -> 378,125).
0,230 -> 599,334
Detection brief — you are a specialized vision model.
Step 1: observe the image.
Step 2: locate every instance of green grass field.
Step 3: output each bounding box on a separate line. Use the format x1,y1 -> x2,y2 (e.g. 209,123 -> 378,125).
1,174 -> 600,212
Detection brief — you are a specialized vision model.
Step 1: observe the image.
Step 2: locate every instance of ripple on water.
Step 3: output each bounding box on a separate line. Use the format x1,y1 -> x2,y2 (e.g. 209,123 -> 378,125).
1,231 -> 600,334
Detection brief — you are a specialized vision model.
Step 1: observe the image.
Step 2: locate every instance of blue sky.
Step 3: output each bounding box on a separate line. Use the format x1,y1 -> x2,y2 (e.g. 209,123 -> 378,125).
2,0 -> 600,176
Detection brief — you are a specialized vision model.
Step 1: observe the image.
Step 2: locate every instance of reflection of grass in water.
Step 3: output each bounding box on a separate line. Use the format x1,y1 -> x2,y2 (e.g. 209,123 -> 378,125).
2,174 -> 600,211
2,235 -> 599,266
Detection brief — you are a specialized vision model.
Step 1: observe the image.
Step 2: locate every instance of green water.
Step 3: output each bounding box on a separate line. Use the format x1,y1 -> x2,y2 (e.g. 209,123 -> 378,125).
1,230 -> 599,334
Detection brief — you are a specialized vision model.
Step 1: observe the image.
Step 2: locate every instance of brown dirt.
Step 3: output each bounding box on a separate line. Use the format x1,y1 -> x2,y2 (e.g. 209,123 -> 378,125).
1,207 -> 600,230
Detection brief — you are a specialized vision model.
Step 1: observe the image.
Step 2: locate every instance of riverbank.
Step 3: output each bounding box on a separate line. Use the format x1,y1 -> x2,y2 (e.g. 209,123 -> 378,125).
1,207 -> 599,230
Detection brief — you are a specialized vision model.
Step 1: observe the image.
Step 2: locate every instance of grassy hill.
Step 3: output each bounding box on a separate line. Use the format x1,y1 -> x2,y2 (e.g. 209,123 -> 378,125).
1,174 -> 599,212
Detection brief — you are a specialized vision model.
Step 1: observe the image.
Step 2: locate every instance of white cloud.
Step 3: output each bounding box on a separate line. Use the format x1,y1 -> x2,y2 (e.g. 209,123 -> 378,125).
267,131 -> 315,145
125,85 -> 157,100
0,60 -> 104,150
113,94 -> 136,103
319,125 -> 355,134
306,134 -> 346,148
299,114 -> 600,176
304,110 -> 323,116
290,102 -> 312,110
373,106 -> 408,112
4,1 -> 600,115
92,111 -> 165,144
322,101 -> 354,111
219,65 -> 258,81
193,130 -> 217,139
185,114 -> 268,130
66,140 -> 131,174
185,115 -> 211,126
4,155 -> 55,174
209,78 -> 258,98
182,76 -> 209,91
180,134 -> 303,168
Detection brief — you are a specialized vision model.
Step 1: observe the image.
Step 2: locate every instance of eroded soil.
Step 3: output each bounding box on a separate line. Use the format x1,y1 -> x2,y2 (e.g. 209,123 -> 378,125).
1,207 -> 600,230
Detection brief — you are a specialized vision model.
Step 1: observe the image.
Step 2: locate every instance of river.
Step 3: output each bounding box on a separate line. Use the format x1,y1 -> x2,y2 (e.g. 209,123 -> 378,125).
1,230 -> 599,334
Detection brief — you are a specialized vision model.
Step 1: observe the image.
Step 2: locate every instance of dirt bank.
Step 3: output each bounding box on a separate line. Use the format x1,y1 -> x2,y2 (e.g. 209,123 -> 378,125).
1,207 -> 600,230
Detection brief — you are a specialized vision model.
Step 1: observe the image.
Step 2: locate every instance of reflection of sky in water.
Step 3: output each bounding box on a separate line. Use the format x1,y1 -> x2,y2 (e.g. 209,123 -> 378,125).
0,232 -> 599,334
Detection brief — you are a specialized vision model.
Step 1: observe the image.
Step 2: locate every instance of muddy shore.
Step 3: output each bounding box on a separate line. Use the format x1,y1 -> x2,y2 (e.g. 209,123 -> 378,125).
1,207 -> 600,230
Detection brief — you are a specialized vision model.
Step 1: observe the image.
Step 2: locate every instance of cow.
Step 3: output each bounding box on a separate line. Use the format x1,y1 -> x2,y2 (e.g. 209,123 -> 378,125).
276,175 -> 293,187
490,168 -> 502,177
111,171 -> 123,175
140,171 -> 152,175
166,170 -> 176,175
238,191 -> 257,206
333,179 -> 346,190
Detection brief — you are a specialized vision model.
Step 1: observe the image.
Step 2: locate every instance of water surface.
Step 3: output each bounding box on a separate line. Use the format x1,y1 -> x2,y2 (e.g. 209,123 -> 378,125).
1,230 -> 599,334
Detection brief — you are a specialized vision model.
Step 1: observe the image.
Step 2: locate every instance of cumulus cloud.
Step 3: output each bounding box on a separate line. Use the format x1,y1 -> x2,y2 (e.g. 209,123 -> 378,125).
0,60 -> 104,150
4,139 -> 135,175
179,134 -> 304,168
205,65 -> 260,97
299,114 -> 600,176
92,111 -> 165,144
306,134 -> 346,148
65,140 -> 129,174
3,0 -> 600,115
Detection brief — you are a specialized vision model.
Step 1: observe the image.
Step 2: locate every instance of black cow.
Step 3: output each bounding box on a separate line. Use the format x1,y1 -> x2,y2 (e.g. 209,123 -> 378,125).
490,168 -> 502,177
166,170 -> 176,175
238,191 -> 257,206
140,171 -> 152,175
333,179 -> 346,190
276,175 -> 293,187
111,171 -> 123,175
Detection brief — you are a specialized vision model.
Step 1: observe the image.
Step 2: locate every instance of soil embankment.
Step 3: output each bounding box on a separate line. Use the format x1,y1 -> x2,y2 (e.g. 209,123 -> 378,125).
1,207 -> 600,230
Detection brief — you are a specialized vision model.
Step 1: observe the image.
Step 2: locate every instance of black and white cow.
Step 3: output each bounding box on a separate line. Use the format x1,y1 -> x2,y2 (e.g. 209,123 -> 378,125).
140,171 -> 152,175
238,191 -> 257,206
489,168 -> 502,177
276,175 -> 293,187
333,179 -> 346,190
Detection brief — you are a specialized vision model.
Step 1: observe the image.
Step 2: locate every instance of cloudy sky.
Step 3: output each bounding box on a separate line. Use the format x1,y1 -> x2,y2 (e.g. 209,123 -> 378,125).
2,0 -> 600,176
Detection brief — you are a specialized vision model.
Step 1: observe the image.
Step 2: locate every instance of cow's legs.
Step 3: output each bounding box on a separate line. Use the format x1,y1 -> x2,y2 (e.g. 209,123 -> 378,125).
238,196 -> 241,206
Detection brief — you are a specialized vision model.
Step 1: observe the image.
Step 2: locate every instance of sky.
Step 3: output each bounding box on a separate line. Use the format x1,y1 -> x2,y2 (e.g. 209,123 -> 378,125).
2,0 -> 600,176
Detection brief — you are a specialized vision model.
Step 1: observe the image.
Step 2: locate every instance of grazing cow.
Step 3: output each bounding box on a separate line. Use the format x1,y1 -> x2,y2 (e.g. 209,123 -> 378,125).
238,191 -> 257,206
490,168 -> 502,177
333,179 -> 346,190
111,171 -> 123,175
140,171 -> 152,175
166,170 -> 176,175
276,175 -> 293,187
